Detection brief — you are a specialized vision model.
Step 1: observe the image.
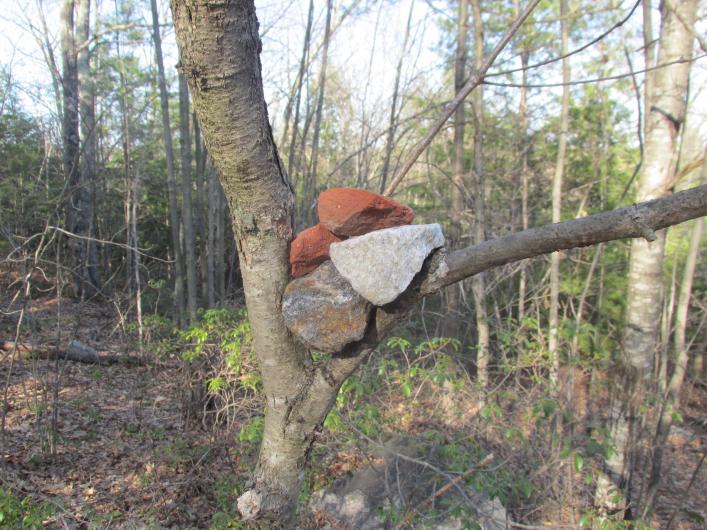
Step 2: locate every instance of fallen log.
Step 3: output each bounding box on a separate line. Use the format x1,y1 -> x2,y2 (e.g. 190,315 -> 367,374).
1,339 -> 144,365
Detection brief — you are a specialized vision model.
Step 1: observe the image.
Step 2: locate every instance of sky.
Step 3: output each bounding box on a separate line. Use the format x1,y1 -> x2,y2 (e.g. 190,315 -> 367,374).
1,0 -> 705,155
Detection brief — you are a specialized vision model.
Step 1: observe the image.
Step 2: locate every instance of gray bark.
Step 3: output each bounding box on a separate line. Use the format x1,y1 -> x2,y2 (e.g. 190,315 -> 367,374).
642,151 -> 706,517
61,0 -> 84,296
77,0 -> 100,296
379,0 -> 414,194
470,0 -> 489,388
308,0 -> 332,217
179,73 -> 198,322
517,46 -> 529,324
445,0 -> 468,338
287,0 -> 314,182
548,0 -> 570,386
151,0 -> 186,325
598,0 -> 698,516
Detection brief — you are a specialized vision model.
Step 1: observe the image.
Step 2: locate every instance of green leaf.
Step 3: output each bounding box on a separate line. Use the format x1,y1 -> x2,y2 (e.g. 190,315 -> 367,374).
574,453 -> 584,472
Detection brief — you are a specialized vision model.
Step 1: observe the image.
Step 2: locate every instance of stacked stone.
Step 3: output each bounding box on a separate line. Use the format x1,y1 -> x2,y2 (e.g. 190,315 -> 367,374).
284,188 -> 444,353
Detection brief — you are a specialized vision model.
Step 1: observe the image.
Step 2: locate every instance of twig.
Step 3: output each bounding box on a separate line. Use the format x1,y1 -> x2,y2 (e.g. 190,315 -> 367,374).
383,0 -> 542,196
393,453 -> 495,530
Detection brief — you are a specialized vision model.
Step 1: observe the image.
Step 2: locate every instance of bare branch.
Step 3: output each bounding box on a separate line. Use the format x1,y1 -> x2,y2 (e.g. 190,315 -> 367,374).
382,0 -> 542,196
424,184 -> 707,293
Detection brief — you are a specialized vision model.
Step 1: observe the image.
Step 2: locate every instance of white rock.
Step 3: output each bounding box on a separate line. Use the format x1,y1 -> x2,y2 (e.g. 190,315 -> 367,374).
329,224 -> 445,305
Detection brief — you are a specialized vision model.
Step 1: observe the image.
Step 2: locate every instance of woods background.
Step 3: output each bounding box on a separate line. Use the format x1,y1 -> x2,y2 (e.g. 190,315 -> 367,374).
0,0 -> 705,528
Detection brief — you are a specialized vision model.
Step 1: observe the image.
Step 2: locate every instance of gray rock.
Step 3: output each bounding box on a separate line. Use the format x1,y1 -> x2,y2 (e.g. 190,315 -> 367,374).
329,224 -> 445,306
282,261 -> 372,353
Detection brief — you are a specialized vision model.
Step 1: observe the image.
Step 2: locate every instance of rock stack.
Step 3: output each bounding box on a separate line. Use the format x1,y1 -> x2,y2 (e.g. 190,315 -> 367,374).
284,188 -> 444,353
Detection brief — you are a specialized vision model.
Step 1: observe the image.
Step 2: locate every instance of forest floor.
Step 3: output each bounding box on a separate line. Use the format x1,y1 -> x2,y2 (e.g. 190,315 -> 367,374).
0,282 -> 705,528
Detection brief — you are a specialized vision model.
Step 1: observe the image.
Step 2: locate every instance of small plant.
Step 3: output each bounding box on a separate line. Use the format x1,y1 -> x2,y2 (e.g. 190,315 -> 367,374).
0,488 -> 54,529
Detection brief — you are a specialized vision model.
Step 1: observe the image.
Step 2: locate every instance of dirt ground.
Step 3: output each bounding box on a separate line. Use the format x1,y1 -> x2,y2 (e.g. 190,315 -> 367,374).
1,294 -> 705,529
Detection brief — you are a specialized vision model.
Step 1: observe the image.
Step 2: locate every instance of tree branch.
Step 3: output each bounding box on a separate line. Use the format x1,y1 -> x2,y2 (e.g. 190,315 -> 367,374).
382,0 -> 542,196
423,185 -> 707,293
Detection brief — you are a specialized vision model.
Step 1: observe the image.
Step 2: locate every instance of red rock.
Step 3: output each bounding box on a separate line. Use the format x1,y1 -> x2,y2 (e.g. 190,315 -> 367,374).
317,188 -> 414,237
290,224 -> 344,278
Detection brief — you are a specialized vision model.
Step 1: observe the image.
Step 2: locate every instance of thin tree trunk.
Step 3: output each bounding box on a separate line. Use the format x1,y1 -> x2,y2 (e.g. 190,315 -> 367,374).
151,0 -> 186,326
445,0 -> 468,339
548,0 -> 570,387
207,162 -> 217,307
77,0 -> 100,296
356,0 -> 383,188
132,167 -> 143,349
642,0 -> 655,143
216,184 -> 226,303
597,0 -> 698,517
642,151 -> 706,518
179,73 -> 198,323
61,0 -> 83,297
518,46 -> 530,324
194,115 -> 208,302
379,0 -> 414,194
287,0 -> 314,182
308,0 -> 332,216
470,0 -> 489,388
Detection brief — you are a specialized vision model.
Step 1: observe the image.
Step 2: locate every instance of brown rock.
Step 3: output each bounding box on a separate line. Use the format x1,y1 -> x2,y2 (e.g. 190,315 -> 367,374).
282,261 -> 372,353
290,224 -> 344,278
318,188 -> 414,237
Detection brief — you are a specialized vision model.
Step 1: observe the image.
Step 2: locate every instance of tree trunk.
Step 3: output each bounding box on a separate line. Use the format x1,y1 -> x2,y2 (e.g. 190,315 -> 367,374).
170,2 -> 314,521
379,0 -> 414,194
207,162 -> 217,307
287,0 -> 314,183
548,0 -> 570,387
61,0 -> 84,297
194,115 -> 208,303
76,0 -> 101,297
308,0 -> 332,221
469,0 -> 489,388
597,0 -> 698,517
517,47 -> 529,324
179,73 -> 198,323
151,0 -> 186,326
642,151 -> 706,518
445,0 -> 468,339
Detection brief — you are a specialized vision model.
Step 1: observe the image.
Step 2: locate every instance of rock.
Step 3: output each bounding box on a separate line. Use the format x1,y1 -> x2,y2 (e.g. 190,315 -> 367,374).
329,224 -> 444,305
282,261 -> 372,353
318,187 -> 414,236
289,223 -> 344,278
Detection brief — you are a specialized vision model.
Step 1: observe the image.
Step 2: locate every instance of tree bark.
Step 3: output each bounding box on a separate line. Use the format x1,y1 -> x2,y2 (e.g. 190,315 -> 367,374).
151,0 -> 186,326
445,0 -> 468,339
379,0 -> 415,194
469,0 -> 489,388
597,0 -> 698,517
286,0 -> 314,183
179,73 -> 198,322
61,0 -> 84,297
548,0 -> 570,387
517,46 -> 530,324
308,0 -> 332,220
76,0 -> 100,297
642,150 -> 706,518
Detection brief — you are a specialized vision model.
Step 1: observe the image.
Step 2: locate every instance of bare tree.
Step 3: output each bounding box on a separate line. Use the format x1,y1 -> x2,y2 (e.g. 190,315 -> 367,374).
596,0 -> 698,517
548,0 -> 570,387
445,0 -> 468,339
179,72 -> 198,322
151,0 -> 186,325
469,0 -> 489,387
